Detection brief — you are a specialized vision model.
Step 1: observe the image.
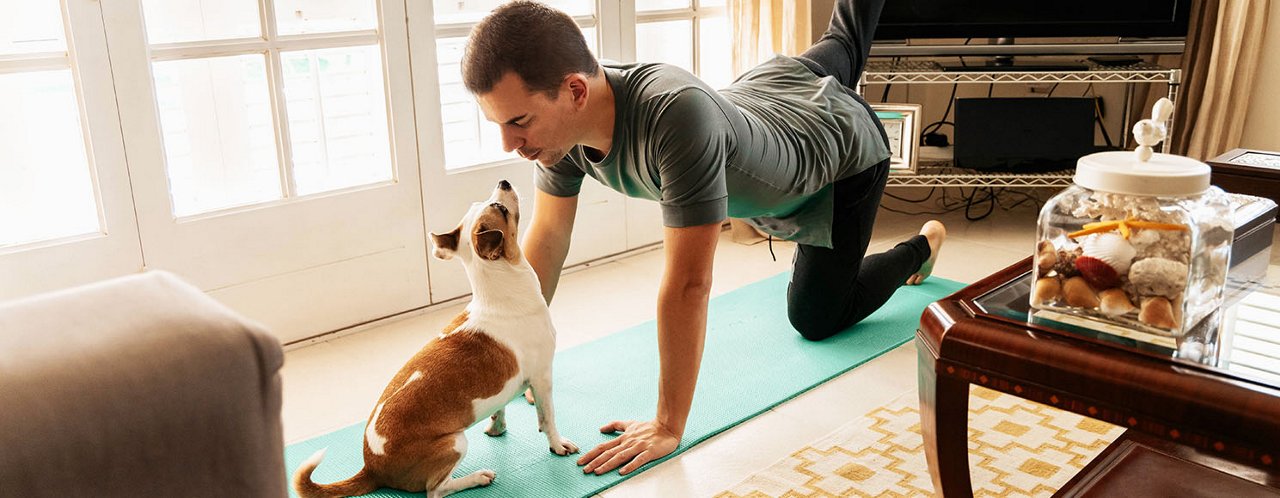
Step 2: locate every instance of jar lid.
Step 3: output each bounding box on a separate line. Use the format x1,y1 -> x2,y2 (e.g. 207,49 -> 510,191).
1074,151 -> 1211,196
1073,98 -> 1211,196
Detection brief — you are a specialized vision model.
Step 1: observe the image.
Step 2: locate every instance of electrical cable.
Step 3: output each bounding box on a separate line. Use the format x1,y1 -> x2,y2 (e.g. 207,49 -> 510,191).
919,85 -> 958,141
883,187 -> 937,203
1085,85 -> 1115,148
879,185 -> 1052,220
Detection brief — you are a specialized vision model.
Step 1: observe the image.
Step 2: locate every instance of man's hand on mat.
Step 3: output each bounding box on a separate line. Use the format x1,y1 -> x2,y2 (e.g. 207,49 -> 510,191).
577,419 -> 680,475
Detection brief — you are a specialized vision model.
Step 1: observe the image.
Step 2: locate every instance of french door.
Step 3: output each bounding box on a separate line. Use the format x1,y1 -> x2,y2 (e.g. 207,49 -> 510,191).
99,0 -> 429,343
0,0 -> 143,301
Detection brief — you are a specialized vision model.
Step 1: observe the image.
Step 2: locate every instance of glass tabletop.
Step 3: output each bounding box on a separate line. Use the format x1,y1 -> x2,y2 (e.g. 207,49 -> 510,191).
974,248 -> 1280,390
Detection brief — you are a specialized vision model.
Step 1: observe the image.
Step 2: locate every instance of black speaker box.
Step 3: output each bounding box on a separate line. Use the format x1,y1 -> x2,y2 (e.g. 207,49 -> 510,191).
954,97 -> 1097,172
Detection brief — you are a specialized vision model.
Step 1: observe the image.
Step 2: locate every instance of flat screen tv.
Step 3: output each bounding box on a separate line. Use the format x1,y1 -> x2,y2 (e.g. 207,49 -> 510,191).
873,0 -> 1193,41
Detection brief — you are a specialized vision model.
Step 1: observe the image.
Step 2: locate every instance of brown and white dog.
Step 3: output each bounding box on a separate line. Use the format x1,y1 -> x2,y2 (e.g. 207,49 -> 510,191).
292,180 -> 578,498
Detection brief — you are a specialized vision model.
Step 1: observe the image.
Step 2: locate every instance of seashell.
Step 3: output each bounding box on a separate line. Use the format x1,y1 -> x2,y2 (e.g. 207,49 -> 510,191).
1139,296 -> 1178,329
1036,241 -> 1058,274
1034,277 -> 1061,304
1053,247 -> 1082,277
1098,288 -> 1137,317
1075,256 -> 1122,289
1063,277 -> 1099,308
1079,233 -> 1137,274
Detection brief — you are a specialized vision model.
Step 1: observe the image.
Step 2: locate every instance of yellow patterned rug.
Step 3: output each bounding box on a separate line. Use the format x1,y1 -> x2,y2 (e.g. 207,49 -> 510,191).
717,387 -> 1124,497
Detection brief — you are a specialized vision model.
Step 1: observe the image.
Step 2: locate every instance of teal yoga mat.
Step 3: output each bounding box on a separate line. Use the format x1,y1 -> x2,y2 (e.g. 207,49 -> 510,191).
285,273 -> 963,497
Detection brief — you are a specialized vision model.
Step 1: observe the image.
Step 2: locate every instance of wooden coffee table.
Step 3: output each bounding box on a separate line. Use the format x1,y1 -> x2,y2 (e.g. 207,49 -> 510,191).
918,257 -> 1280,497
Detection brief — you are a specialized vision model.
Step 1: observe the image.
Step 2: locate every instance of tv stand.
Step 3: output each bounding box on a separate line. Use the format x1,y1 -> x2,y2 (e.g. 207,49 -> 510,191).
942,62 -> 1090,72
857,59 -> 1182,188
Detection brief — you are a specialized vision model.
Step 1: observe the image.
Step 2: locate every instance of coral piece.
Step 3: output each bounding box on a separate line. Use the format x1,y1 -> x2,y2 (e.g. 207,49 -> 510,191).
1139,297 -> 1179,329
1063,277 -> 1099,308
1098,288 -> 1137,317
1075,256 -> 1123,289
1079,233 -> 1138,274
1070,192 -> 1181,224
1128,257 -> 1189,299
1053,247 -> 1082,277
1128,228 -> 1192,263
1036,241 -> 1058,275
1034,277 -> 1062,304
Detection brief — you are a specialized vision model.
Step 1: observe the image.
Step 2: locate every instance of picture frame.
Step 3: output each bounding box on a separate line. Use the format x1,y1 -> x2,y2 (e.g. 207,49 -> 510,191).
871,103 -> 922,175
1206,148 -> 1280,205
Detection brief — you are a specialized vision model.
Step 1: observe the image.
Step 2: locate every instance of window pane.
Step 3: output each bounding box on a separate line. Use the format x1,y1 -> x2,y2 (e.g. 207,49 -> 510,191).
282,46 -> 392,195
637,20 -> 693,73
275,0 -> 378,36
141,0 -> 260,44
1,2 -> 65,55
433,0 -> 593,25
0,70 -> 99,247
637,0 -> 691,12
699,15 -> 732,89
436,37 -> 510,169
437,27 -> 596,170
153,56 -> 282,216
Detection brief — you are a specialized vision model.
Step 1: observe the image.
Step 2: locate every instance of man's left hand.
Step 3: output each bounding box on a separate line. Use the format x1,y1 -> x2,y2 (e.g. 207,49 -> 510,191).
577,419 -> 680,475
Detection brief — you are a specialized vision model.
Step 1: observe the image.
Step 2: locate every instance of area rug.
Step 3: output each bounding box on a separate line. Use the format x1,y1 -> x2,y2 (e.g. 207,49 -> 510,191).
285,274 -> 965,497
716,387 -> 1124,497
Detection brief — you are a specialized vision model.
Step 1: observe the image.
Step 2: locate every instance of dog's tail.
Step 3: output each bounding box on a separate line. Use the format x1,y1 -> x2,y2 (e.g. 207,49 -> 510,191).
292,448 -> 378,498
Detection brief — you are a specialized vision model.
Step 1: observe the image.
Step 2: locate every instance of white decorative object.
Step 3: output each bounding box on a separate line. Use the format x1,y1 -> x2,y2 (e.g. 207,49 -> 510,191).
1133,97 -> 1174,163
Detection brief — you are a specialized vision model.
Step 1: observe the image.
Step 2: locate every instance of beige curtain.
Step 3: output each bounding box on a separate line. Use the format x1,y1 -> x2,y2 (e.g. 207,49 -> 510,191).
1176,0 -> 1272,159
730,0 -> 814,76
727,0 -> 815,244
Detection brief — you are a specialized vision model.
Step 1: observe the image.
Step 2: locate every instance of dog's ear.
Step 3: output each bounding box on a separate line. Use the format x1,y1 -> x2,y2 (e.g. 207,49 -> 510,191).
430,226 -> 461,260
473,229 -> 505,261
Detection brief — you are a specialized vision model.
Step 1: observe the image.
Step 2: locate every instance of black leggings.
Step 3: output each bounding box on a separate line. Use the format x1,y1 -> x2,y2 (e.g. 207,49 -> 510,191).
785,0 -> 932,341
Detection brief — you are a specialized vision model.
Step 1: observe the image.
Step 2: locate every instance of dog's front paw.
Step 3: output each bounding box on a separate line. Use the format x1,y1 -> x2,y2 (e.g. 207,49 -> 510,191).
549,438 -> 579,456
475,469 -> 496,487
484,413 -> 507,437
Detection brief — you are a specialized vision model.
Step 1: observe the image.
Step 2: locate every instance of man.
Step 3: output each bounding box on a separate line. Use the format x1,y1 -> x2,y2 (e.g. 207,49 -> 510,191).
462,0 -> 945,476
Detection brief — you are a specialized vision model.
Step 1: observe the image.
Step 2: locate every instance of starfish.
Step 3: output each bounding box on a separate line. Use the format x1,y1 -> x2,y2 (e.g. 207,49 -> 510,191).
1067,219 -> 1188,240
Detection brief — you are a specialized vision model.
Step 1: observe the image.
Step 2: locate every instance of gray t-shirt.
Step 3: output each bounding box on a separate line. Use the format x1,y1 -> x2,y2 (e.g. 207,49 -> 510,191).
534,55 -> 889,248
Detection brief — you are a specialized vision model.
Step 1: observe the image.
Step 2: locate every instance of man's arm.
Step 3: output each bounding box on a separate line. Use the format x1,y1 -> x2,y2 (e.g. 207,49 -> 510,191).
577,220 -> 721,475
522,189 -> 579,303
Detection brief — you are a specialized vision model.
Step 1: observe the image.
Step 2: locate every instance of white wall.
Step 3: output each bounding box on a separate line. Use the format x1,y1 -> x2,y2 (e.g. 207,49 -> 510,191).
1241,0 -> 1280,151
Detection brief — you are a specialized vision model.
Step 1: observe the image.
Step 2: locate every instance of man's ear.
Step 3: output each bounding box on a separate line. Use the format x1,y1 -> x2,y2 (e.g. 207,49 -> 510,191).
565,73 -> 589,109
474,229 -> 505,261
430,226 -> 461,260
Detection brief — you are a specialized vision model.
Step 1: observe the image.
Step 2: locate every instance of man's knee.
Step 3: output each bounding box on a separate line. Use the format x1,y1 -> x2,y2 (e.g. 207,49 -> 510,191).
788,307 -> 845,341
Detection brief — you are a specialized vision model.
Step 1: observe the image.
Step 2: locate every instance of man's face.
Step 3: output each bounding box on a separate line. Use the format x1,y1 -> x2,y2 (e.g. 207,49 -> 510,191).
476,72 -> 578,167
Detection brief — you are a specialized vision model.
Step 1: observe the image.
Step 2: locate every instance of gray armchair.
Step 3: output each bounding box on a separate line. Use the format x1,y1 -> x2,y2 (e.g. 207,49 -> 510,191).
0,271 -> 286,497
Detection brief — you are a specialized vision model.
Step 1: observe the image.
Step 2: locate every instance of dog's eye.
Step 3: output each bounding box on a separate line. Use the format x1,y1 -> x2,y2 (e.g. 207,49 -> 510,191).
491,203 -> 508,215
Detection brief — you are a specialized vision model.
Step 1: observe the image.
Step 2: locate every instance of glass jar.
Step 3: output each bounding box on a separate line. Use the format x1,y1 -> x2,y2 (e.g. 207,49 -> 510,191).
1032,146 -> 1233,343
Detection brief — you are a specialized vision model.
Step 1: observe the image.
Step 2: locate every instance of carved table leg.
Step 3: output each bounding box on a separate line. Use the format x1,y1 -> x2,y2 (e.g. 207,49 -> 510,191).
918,340 -> 973,498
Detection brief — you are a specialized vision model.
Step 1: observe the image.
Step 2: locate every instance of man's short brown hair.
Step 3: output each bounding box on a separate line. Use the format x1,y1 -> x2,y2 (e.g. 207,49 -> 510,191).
462,1 -> 598,97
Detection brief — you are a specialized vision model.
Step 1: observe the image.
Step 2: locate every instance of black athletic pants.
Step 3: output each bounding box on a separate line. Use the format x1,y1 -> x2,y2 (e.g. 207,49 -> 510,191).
785,0 -> 932,341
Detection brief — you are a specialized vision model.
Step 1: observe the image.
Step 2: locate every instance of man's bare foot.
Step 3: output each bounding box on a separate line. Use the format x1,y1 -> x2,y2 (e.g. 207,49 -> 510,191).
906,220 -> 946,285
